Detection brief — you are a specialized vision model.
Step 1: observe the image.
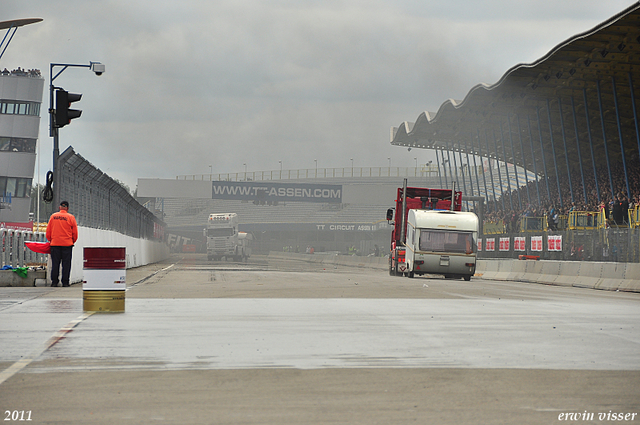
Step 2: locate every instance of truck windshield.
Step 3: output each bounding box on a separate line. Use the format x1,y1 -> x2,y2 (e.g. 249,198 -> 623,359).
207,228 -> 234,237
419,230 -> 473,254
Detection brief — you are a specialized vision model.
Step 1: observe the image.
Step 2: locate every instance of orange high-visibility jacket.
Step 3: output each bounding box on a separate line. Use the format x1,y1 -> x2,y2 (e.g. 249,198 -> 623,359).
46,210 -> 78,246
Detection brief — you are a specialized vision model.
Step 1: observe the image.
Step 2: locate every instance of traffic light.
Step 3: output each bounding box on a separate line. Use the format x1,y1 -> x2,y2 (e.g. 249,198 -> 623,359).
55,89 -> 82,128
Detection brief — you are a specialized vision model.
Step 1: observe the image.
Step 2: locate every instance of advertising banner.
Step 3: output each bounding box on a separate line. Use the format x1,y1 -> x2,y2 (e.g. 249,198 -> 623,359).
485,238 -> 495,252
477,239 -> 482,252
514,237 -> 526,251
212,181 -> 342,204
531,236 -> 543,252
548,235 -> 563,252
499,237 -> 510,252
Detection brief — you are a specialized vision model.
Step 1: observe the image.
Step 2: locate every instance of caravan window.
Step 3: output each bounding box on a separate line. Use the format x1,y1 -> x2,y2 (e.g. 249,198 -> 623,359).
419,230 -> 473,254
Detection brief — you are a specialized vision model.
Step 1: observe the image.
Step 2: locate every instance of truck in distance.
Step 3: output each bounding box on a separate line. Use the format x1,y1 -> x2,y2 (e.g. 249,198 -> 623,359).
205,213 -> 252,261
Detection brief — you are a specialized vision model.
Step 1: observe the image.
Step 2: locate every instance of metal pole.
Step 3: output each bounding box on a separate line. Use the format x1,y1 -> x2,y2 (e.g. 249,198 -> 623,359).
49,64 -> 61,209
477,130 -> 491,212
526,115 -> 541,206
465,148 -> 474,196
611,76 -> 631,199
515,115 -> 531,205
583,88 -> 601,204
596,80 -> 615,200
499,122 -> 513,210
399,178 -> 408,244
491,128 -> 505,210
545,99 -> 563,207
506,117 -> 521,209
470,132 -> 481,200
441,149 -> 449,188
0,26 -> 17,61
629,72 -> 640,167
458,150 -> 468,209
484,130 -> 498,210
48,61 -> 100,211
557,97 -> 574,204
436,148 -> 444,189
570,96 -> 588,204
446,149 -> 454,187
535,107 -> 552,202
451,145 -> 461,193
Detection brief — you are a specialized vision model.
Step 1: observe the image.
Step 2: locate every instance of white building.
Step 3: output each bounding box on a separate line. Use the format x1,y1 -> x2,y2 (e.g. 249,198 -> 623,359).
0,69 -> 45,227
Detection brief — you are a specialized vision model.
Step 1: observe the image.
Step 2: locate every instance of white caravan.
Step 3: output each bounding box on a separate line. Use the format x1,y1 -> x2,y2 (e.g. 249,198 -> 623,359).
404,210 -> 479,280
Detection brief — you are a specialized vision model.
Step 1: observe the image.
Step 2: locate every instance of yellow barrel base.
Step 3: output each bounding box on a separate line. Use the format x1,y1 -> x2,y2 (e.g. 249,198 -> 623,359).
83,290 -> 125,313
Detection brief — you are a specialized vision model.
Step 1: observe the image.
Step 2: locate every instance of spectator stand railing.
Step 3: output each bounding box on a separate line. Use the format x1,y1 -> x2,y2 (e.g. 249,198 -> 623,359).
520,216 -> 548,232
630,205 -> 640,229
568,211 -> 605,230
483,220 -> 506,235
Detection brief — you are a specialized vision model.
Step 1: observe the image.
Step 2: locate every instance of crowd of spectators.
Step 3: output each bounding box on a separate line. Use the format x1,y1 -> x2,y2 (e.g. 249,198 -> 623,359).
483,156 -> 640,230
1,67 -> 41,77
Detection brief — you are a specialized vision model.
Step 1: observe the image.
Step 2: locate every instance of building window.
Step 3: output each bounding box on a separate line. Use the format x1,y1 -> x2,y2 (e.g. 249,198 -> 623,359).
0,177 -> 32,198
0,138 -> 37,153
0,100 -> 40,116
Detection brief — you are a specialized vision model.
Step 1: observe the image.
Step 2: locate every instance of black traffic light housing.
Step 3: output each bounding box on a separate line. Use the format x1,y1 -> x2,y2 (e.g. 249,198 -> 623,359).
55,89 -> 82,128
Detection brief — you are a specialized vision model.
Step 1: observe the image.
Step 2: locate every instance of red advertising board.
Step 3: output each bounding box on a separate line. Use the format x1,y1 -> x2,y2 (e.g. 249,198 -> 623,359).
548,235 -> 563,252
531,236 -> 543,252
514,237 -> 526,252
485,238 -> 495,252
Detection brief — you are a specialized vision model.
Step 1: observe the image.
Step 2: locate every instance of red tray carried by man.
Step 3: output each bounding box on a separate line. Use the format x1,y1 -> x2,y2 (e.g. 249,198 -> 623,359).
25,241 -> 51,254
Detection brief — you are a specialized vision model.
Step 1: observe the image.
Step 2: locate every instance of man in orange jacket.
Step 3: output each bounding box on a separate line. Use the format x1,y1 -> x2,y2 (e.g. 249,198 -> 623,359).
46,200 -> 78,287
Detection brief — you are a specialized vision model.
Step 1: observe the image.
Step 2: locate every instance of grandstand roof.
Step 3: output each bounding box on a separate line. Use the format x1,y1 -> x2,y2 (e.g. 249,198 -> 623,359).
391,3 -> 640,184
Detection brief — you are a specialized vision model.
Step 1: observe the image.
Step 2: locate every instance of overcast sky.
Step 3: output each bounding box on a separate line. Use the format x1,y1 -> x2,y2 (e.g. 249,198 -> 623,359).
3,0 -> 637,190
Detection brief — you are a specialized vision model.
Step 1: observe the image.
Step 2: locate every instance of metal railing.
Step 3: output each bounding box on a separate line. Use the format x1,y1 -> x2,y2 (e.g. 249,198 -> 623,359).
520,216 -> 547,232
568,211 -> 605,230
631,205 -> 640,228
178,166 -> 446,182
1,228 -> 48,268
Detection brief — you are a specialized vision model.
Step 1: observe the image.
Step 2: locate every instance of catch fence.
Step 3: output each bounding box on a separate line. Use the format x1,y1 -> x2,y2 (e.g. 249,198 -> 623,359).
1,147 -> 165,268
57,147 -> 165,240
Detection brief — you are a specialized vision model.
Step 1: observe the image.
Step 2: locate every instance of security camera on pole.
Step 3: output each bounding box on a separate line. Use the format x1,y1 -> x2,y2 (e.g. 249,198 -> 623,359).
45,61 -> 105,208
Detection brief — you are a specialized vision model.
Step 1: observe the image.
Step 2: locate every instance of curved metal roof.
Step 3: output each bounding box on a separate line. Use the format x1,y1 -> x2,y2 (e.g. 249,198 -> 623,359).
391,2 -> 640,200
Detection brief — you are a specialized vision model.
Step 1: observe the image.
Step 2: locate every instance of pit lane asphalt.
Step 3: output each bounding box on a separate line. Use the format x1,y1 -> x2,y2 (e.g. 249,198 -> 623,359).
0,254 -> 638,424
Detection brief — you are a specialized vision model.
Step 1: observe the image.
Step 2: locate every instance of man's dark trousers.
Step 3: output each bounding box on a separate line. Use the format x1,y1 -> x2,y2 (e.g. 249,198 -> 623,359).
50,246 -> 73,286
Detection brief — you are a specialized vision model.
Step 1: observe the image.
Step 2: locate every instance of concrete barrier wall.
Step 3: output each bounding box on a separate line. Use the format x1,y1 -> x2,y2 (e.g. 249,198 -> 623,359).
65,226 -> 170,284
476,259 -> 640,293
268,252 -> 640,293
1,226 -> 170,287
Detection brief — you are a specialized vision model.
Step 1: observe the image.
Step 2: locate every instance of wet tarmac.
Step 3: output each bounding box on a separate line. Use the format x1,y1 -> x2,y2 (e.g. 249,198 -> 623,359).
1,254 -> 639,424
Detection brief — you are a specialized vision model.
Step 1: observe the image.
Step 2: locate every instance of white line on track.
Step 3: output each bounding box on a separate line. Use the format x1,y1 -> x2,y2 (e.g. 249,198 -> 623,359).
0,312 -> 95,385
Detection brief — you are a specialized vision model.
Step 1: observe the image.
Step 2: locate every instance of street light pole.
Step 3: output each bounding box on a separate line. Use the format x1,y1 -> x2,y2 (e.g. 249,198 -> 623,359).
48,61 -> 104,209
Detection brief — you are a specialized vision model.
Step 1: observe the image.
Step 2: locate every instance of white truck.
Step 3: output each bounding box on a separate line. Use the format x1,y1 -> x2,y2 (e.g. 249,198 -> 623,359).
404,209 -> 479,281
205,213 -> 252,261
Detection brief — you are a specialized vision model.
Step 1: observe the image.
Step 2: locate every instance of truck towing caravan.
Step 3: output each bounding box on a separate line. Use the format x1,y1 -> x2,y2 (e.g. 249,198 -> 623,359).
205,213 -> 252,261
386,179 -> 478,280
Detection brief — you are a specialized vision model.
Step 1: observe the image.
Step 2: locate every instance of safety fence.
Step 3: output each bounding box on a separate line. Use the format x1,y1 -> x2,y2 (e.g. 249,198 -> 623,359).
478,228 -> 639,263
1,148 -> 167,269
58,147 -> 165,240
1,229 -> 48,268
